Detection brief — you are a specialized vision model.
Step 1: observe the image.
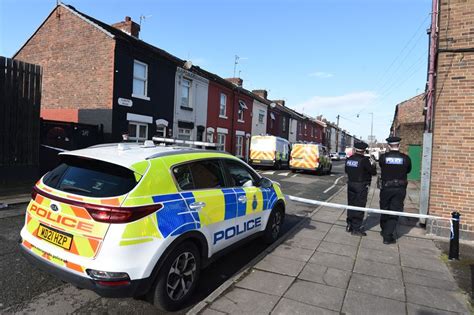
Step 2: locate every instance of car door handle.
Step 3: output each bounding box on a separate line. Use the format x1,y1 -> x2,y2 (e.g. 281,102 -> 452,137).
189,201 -> 206,210
238,195 -> 247,203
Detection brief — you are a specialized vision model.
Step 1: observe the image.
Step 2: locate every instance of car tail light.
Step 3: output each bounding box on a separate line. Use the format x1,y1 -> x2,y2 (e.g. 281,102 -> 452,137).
84,203 -> 162,224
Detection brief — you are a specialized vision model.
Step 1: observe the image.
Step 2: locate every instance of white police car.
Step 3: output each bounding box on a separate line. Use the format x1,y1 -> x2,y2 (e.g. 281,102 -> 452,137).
20,141 -> 286,310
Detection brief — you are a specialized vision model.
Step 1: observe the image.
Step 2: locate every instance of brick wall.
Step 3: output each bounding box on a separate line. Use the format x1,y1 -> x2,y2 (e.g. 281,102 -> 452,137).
398,123 -> 423,154
429,0 -> 474,239
14,6 -> 115,132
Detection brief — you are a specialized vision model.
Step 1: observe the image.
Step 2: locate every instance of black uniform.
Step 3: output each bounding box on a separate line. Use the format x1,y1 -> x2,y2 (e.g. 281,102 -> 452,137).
345,153 -> 376,232
379,150 -> 412,240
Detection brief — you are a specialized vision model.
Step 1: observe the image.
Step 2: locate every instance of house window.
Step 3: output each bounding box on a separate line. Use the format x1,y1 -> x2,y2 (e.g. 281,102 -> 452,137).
178,128 -> 192,140
156,126 -> 166,138
258,110 -> 265,123
282,116 -> 286,131
207,132 -> 214,143
217,133 -> 226,151
181,78 -> 191,108
133,60 -> 148,99
236,136 -> 243,157
238,100 -> 247,122
220,93 -> 227,117
128,122 -> 148,141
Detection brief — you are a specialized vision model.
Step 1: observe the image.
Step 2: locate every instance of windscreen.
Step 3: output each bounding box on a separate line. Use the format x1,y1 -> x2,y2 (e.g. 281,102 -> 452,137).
251,137 -> 275,151
42,156 -> 138,198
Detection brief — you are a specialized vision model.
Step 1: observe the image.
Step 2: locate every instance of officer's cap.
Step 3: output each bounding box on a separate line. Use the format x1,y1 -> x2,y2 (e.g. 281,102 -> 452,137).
354,142 -> 368,151
386,136 -> 401,144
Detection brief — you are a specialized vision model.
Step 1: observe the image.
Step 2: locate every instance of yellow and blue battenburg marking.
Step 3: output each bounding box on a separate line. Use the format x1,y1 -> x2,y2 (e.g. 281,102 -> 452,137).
143,186 -> 278,240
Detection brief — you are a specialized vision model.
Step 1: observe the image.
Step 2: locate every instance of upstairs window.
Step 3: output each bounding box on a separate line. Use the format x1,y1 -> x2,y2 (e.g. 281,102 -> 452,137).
133,60 -> 148,99
258,110 -> 265,123
181,78 -> 191,108
220,93 -> 227,117
238,100 -> 247,122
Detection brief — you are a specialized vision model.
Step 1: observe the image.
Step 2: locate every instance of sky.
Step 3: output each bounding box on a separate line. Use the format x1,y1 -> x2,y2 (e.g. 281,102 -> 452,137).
0,0 -> 431,142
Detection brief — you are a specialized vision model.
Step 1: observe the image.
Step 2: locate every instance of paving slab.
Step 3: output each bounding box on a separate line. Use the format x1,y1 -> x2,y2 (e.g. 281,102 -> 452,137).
309,251 -> 355,271
210,287 -> 280,314
283,235 -> 321,250
347,273 -> 405,301
353,258 -> 403,281
406,303 -> 459,315
402,267 -> 458,291
294,228 -> 328,241
270,244 -> 314,262
283,280 -> 345,312
271,297 -> 338,315
255,254 -> 306,277
400,253 -> 450,273
305,220 -> 334,232
316,241 -> 358,258
405,283 -> 470,313
235,270 -> 294,296
356,246 -> 400,266
298,262 -> 351,289
323,230 -> 361,246
201,308 -> 226,315
359,238 -> 399,252
342,290 -> 406,315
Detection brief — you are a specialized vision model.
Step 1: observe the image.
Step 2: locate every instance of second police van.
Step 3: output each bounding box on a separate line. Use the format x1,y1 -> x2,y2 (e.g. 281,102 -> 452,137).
19,141 -> 286,311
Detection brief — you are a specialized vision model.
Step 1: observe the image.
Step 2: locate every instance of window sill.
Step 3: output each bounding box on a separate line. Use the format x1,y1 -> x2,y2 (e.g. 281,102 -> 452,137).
219,115 -> 228,119
132,94 -> 150,101
181,106 -> 193,111
237,120 -> 245,123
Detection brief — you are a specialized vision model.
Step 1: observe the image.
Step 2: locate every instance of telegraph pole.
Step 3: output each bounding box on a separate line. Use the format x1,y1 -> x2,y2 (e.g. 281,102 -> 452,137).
335,115 -> 340,152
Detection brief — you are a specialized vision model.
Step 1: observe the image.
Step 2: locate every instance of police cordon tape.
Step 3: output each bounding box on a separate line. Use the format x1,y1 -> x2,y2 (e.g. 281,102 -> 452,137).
285,194 -> 462,260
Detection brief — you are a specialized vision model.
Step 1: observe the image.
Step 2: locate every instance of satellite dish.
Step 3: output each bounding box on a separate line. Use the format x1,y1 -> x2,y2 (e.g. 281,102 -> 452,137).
270,102 -> 276,108
184,61 -> 193,69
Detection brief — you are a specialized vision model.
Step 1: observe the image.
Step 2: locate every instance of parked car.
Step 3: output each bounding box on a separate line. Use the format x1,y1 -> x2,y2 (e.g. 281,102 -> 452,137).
20,141 -> 286,311
290,143 -> 332,174
249,135 -> 290,169
330,152 -> 340,161
338,152 -> 347,160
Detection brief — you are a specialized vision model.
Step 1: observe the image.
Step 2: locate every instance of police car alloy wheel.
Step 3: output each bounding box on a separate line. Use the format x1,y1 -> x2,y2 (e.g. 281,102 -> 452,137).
149,242 -> 201,311
263,206 -> 284,244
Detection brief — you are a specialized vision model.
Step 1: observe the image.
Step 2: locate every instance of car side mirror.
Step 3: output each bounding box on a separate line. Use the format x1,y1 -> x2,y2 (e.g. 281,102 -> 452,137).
258,177 -> 273,189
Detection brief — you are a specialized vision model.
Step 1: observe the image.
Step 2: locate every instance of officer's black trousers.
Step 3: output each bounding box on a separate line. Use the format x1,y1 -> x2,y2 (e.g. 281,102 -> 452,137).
346,181 -> 369,230
379,187 -> 407,238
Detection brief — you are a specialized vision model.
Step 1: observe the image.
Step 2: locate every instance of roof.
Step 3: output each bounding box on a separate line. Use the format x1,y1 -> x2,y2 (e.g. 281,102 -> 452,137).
393,93 -> 425,127
59,143 -> 231,172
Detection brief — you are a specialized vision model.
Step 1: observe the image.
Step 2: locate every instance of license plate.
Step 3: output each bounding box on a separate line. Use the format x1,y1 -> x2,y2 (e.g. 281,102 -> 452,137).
37,224 -> 73,250
253,160 -> 260,163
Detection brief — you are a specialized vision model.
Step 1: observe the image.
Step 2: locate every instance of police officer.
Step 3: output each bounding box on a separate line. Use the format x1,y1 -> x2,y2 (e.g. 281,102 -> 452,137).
379,136 -> 412,244
345,142 -> 376,236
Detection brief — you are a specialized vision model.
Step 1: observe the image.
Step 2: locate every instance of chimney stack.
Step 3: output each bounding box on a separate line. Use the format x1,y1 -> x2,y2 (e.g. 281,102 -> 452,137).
273,100 -> 285,106
252,89 -> 268,100
225,77 -> 243,87
112,16 -> 140,38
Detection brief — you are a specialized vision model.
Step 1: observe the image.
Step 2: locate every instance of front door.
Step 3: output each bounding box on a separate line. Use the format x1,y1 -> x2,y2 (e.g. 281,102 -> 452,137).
408,145 -> 422,181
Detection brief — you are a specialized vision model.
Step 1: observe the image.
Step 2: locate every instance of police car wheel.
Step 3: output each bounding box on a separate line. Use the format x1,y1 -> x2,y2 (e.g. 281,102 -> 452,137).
149,242 -> 200,311
263,206 -> 284,244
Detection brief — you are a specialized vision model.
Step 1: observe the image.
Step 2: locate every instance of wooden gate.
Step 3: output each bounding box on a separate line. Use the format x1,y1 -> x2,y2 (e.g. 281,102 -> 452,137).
0,56 -> 42,185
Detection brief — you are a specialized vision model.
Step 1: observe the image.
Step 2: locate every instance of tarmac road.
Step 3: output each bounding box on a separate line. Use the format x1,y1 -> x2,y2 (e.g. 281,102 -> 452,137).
0,161 -> 346,314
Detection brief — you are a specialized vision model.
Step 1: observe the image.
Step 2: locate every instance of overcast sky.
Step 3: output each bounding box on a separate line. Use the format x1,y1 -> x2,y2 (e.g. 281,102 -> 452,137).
0,0 -> 431,142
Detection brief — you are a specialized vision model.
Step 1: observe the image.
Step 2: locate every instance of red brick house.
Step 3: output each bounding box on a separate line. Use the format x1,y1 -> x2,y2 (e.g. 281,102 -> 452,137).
202,74 -> 253,160
14,4 -> 180,142
266,101 -> 291,139
297,116 -> 325,144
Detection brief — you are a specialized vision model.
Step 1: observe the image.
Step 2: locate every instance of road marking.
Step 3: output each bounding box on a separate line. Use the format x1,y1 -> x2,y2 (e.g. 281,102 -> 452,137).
291,174 -> 297,177
262,171 -> 275,175
330,174 -> 335,177
323,175 -> 344,194
278,172 -> 290,176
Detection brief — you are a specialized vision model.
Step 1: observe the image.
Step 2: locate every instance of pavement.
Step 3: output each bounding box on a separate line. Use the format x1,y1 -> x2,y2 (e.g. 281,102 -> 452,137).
192,182 -> 473,315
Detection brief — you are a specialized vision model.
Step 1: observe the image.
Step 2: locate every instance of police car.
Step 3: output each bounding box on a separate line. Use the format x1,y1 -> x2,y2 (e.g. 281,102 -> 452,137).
19,140 -> 285,311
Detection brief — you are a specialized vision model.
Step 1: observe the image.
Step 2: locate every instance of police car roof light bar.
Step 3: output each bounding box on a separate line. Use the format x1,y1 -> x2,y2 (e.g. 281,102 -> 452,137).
152,136 -> 217,149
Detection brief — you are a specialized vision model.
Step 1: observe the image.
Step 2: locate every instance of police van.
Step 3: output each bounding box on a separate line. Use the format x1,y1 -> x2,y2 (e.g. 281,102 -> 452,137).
249,135 -> 290,169
19,140 -> 286,311
289,143 -> 332,174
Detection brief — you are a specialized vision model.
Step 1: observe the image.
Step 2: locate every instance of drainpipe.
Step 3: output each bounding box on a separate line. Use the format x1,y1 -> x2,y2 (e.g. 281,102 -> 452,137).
426,0 -> 438,131
420,0 -> 439,224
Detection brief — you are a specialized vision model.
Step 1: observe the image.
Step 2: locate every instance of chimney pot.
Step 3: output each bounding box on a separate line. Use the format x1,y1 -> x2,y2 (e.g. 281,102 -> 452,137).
225,77 -> 243,87
252,89 -> 268,100
112,16 -> 140,38
125,16 -> 131,21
